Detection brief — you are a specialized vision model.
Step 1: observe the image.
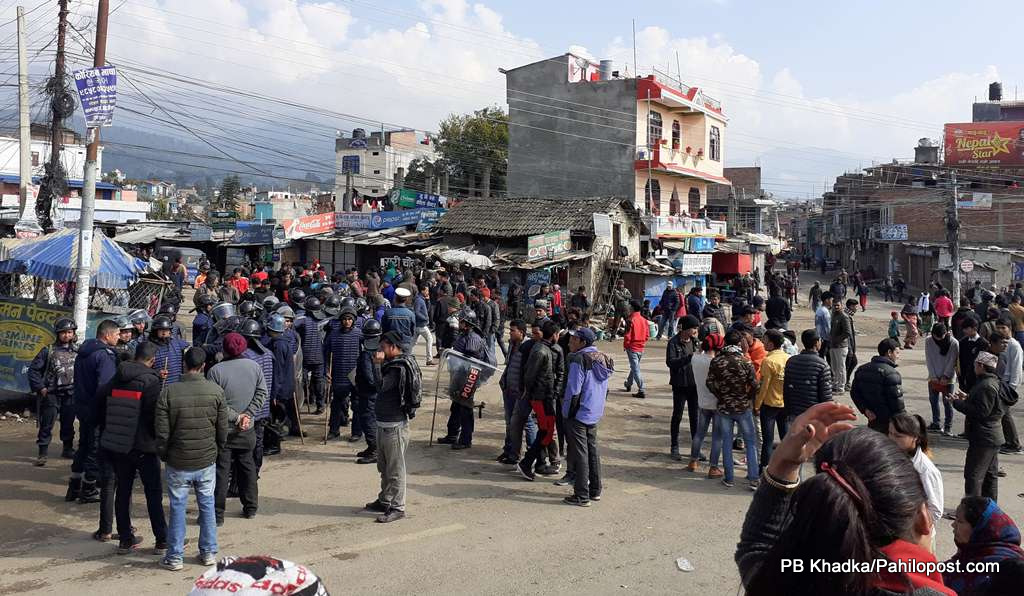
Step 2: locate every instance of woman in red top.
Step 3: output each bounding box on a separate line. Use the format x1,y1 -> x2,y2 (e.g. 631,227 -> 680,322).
933,290 -> 955,329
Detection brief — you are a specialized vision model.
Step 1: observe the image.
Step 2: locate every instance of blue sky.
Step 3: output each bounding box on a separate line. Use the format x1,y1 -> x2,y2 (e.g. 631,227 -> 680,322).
4,0 -> 1015,197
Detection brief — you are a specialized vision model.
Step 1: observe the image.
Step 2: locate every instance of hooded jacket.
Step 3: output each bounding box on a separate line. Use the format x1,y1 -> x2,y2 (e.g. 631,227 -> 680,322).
943,498 -> 1024,595
925,334 -> 959,380
562,346 -> 613,424
850,355 -> 904,431
72,338 -> 119,415
99,360 -> 162,454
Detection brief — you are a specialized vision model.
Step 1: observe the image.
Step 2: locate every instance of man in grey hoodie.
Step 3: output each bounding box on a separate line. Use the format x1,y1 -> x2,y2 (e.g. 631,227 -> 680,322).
924,323 -> 959,435
207,332 -> 267,522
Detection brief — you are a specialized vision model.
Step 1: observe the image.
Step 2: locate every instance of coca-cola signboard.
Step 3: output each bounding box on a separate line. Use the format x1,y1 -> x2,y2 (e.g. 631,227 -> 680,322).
282,212 -> 335,239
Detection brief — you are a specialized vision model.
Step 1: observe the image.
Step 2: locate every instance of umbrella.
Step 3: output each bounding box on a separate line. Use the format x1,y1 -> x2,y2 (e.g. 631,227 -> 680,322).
0,228 -> 146,288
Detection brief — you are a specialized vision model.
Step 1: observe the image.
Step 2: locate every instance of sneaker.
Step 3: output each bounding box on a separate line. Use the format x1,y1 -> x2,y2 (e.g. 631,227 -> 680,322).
563,495 -> 591,507
732,438 -> 744,451
326,431 -> 341,441
242,510 -> 257,519
425,360 -> 436,366
348,435 -> 362,443
198,552 -> 217,566
707,466 -> 723,479
632,392 -> 646,399
116,535 -> 143,554
997,469 -> 1007,478
365,500 -> 388,512
927,422 -> 941,431
517,461 -> 536,481
721,478 -> 734,488
622,384 -> 632,393
589,494 -> 602,502
356,453 -> 377,464
154,542 -> 167,556
160,559 -> 184,571
686,459 -> 699,473
669,449 -> 682,461
999,446 -> 1023,455
376,508 -> 406,523
553,474 -> 574,486
436,436 -> 457,445
748,479 -> 760,491
941,428 -> 952,437
536,464 -> 559,476
215,516 -> 224,527
451,443 -> 471,450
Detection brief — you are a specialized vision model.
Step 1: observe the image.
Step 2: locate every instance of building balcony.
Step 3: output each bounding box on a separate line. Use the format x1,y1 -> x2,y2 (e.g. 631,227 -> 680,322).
635,146 -> 730,185
637,73 -> 725,117
643,214 -> 727,240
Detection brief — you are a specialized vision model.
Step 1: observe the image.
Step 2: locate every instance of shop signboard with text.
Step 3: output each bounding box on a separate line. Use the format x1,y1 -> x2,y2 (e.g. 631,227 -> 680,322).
527,230 -> 571,261
283,212 -> 335,239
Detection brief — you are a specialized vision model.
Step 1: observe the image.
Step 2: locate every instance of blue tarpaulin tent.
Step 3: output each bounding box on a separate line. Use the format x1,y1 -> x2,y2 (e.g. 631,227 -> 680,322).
0,228 -> 146,288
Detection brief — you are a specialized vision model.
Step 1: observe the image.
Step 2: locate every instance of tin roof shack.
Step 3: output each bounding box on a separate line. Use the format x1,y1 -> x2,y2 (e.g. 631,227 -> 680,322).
429,197 -> 645,305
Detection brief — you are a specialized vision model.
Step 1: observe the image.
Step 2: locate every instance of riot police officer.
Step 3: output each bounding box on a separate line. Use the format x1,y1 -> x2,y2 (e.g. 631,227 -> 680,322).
27,318 -> 78,466
149,315 -> 190,385
193,294 -> 217,346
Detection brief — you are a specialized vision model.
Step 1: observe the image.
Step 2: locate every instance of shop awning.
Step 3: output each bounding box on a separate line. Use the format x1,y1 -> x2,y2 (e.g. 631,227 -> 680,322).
493,250 -> 591,271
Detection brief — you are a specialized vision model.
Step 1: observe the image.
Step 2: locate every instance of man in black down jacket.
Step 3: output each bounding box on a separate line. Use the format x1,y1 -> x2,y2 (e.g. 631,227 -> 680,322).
782,330 -> 832,425
850,338 -> 905,433
99,341 -> 167,554
666,315 -> 700,458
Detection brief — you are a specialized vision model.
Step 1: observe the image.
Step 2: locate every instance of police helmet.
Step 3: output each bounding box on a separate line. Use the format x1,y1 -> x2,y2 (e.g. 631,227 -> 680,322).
304,296 -> 322,313
323,294 -> 342,316
238,300 -> 257,318
151,315 -> 175,331
196,293 -> 217,308
266,314 -> 286,334
361,318 -> 382,338
262,295 -> 280,311
115,316 -> 133,331
278,305 -> 296,319
240,318 -> 264,339
339,305 -> 358,320
458,308 -> 480,330
288,288 -> 307,307
340,297 -> 356,309
129,309 -> 152,326
54,318 -> 77,333
158,303 -> 178,316
355,297 -> 369,315
211,302 -> 237,322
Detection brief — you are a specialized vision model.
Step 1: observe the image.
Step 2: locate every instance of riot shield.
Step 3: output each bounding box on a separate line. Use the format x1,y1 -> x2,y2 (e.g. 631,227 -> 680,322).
428,348 -> 500,445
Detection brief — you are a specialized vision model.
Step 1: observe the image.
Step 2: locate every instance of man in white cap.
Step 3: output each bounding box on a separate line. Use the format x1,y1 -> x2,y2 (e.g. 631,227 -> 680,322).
381,286 -> 417,353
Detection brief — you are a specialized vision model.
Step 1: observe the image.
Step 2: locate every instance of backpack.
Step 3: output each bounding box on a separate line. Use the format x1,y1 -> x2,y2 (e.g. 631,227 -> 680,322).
394,355 -> 422,414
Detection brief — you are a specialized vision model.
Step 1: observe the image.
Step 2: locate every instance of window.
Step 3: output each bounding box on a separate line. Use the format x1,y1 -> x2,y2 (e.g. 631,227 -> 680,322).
671,120 -> 680,149
644,179 -> 661,215
341,155 -> 360,174
647,111 -> 662,148
669,186 -> 680,215
709,126 -> 721,161
31,151 -> 39,167
373,169 -> 381,174
372,151 -> 380,156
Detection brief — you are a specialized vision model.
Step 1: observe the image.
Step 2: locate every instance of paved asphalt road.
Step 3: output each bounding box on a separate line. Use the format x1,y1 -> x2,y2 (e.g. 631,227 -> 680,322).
0,270 -> 1021,595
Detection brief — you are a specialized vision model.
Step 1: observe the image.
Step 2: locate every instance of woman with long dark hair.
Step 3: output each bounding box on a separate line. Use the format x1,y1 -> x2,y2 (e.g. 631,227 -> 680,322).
889,413 -> 944,540
736,402 -> 955,595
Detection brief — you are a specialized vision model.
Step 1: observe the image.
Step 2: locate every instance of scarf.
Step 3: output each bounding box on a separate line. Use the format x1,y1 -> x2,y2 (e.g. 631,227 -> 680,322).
935,333 -> 952,356
944,499 -> 1024,595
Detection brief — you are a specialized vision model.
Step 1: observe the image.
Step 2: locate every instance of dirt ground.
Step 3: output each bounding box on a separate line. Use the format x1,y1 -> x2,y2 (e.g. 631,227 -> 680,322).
0,271 -> 1022,595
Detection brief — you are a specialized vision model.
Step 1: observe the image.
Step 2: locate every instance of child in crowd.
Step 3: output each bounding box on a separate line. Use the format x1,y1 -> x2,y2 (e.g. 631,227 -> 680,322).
889,311 -> 901,340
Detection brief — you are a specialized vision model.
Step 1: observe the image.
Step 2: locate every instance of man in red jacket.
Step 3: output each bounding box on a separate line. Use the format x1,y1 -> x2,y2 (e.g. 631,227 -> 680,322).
623,300 -> 650,399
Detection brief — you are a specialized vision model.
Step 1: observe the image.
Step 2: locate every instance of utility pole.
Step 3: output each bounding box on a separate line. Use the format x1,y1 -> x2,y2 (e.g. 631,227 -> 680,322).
343,171 -> 352,211
947,170 -> 962,305
14,6 -> 42,238
72,0 -> 108,335
38,0 -> 69,231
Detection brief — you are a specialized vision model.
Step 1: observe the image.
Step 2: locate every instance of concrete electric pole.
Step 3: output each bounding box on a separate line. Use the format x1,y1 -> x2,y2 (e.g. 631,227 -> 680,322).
946,171 -> 962,305
14,5 -> 42,238
72,0 -> 109,335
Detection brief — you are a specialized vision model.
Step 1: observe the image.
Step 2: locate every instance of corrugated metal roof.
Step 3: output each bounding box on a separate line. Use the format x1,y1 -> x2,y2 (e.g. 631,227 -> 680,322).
432,197 -> 638,238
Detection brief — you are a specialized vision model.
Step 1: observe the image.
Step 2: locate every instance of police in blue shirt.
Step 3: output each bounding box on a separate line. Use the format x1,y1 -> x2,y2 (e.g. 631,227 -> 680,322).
381,287 -> 416,352
193,294 -> 216,346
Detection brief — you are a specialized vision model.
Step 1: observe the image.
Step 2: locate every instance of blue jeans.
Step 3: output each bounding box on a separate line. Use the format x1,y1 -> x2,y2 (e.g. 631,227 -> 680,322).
716,411 -> 759,483
624,349 -> 644,392
929,388 -> 953,430
503,392 -> 537,456
656,312 -> 677,339
165,464 -> 217,564
689,408 -> 720,464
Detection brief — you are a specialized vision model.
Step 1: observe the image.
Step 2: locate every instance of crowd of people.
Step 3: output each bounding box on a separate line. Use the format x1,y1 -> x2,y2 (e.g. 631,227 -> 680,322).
22,254 -> 1024,592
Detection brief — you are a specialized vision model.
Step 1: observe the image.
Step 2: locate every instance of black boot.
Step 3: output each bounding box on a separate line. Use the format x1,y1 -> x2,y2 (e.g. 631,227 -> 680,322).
34,445 -> 48,467
65,477 -> 81,502
77,481 -> 100,504
61,443 -> 75,459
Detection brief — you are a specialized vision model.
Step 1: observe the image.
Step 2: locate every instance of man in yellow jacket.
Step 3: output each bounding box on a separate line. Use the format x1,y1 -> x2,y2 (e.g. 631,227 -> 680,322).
754,329 -> 790,474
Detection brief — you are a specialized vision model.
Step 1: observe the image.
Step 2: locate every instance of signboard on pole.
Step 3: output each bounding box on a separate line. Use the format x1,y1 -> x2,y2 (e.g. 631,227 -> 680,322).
397,188 -> 445,209
876,224 -> 908,241
678,253 -> 713,274
960,259 -> 974,273
73,66 -> 117,127
209,210 -> 237,230
527,230 -> 571,261
957,192 -> 993,210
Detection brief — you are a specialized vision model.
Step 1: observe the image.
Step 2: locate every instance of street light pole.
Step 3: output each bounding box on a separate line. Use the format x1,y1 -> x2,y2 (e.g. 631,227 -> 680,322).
14,5 -> 42,238
947,170 -> 961,305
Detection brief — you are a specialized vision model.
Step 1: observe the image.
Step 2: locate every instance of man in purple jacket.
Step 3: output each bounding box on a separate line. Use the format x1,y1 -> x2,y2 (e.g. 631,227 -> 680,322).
561,327 -> 614,507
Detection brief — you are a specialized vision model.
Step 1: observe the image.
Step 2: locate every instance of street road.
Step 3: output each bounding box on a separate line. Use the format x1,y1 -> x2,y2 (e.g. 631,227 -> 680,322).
0,271 -> 1021,595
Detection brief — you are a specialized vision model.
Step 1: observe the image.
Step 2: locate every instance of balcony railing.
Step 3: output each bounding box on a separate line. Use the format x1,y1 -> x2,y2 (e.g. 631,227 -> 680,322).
644,214 -> 727,239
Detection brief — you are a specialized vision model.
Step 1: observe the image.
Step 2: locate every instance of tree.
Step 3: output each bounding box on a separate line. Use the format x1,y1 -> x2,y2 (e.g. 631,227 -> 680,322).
435,106 -> 508,198
402,157 -> 433,193
218,175 -> 241,210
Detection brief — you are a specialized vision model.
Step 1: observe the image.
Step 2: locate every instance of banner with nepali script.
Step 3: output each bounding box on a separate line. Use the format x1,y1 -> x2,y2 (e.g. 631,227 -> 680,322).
0,300 -> 68,393
944,122 -> 1024,167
